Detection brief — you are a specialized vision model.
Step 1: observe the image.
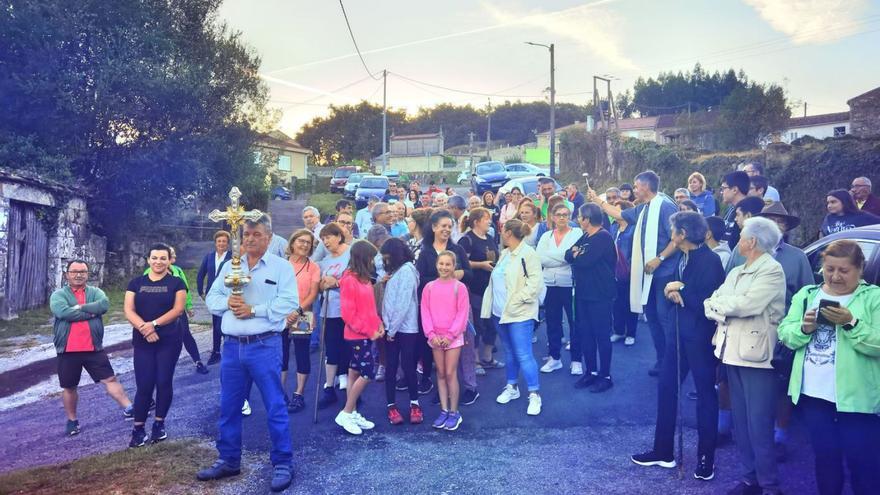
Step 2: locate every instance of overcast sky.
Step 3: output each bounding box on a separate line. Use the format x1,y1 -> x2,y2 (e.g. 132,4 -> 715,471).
218,0 -> 880,137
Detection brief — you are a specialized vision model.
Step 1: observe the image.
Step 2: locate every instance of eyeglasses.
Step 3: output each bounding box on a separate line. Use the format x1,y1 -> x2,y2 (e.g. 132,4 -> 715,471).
851,184 -> 869,189
68,270 -> 88,275
554,212 -> 570,217
337,220 -> 353,226
720,185 -> 731,191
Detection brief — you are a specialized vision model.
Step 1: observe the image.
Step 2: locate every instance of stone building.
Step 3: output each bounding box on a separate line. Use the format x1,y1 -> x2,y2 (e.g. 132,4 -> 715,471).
0,169 -> 106,320
848,85 -> 880,138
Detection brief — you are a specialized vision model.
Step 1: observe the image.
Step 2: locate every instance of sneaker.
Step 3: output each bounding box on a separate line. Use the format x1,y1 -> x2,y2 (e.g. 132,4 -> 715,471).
694,454 -> 715,480
338,374 -> 348,390
443,411 -> 462,431
375,365 -> 386,382
540,358 -> 563,373
270,464 -> 293,492
610,334 -> 624,343
317,386 -> 337,409
123,404 -> 134,420
589,377 -> 613,393
65,419 -> 80,436
570,362 -> 584,376
150,421 -> 167,443
195,362 -> 209,375
350,411 -> 375,430
496,384 -> 520,404
241,400 -> 252,416
480,359 -> 504,369
409,404 -> 424,424
387,405 -> 404,425
725,481 -> 762,495
334,411 -> 363,435
631,450 -> 676,468
196,460 -> 241,481
418,378 -> 433,395
475,365 -> 486,376
206,352 -> 221,365
624,337 -> 635,346
432,410 -> 449,429
395,378 -> 408,391
574,373 -> 599,389
527,393 -> 542,416
461,389 -> 479,406
129,426 -> 146,448
287,393 -> 306,413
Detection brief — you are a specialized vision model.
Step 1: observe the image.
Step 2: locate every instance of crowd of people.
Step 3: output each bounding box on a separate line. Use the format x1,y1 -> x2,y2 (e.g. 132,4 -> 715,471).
49,167 -> 879,493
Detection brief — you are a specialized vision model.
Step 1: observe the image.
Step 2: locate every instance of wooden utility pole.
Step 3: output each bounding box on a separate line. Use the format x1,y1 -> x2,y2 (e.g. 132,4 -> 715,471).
486,99 -> 492,162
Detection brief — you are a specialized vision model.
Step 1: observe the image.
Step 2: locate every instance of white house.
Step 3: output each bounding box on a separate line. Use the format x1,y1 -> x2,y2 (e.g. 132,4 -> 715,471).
780,111 -> 850,143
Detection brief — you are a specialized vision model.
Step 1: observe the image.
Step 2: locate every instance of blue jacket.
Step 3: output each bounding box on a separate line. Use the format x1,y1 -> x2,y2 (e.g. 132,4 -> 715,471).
197,250 -> 232,297
675,244 -> 725,340
689,190 -> 716,217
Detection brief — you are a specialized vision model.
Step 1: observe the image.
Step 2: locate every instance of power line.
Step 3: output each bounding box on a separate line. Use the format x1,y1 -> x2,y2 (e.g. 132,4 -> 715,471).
338,0 -> 381,80
389,71 -> 541,98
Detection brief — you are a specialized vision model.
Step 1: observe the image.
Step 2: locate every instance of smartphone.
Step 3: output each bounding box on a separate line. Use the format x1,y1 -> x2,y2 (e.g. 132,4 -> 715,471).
816,299 -> 841,326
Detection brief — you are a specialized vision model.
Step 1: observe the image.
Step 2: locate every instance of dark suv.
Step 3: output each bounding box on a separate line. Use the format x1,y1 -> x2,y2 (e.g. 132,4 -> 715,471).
329,166 -> 357,193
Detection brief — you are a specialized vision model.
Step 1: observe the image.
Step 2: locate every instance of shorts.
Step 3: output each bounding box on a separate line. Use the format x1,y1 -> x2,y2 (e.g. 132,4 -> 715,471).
428,333 -> 464,350
346,339 -> 376,380
58,350 -> 115,389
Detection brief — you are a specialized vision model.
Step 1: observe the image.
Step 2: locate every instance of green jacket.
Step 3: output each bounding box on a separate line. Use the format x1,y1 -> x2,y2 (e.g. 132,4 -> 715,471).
778,282 -> 880,414
144,265 -> 192,311
50,286 -> 110,354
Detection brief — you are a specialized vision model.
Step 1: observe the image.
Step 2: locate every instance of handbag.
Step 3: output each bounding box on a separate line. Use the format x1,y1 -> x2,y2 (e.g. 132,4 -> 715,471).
770,286 -> 818,380
290,309 -> 315,336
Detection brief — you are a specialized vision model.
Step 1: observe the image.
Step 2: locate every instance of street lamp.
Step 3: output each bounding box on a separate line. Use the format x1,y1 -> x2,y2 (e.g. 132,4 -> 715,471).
525,41 -> 555,178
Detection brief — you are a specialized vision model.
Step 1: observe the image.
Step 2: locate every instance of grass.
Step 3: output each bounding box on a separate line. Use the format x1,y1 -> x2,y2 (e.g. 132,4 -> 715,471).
307,192 -> 344,218
0,440 -> 216,495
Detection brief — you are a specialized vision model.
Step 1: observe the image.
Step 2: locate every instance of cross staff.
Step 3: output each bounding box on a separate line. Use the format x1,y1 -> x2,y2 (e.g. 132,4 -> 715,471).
208,187 -> 263,295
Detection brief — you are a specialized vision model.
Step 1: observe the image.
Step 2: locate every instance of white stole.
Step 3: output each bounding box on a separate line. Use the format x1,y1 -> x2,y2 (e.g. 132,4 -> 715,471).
629,194 -> 664,313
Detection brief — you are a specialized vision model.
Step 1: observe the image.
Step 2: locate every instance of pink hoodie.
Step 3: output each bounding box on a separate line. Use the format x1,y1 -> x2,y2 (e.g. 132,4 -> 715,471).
420,278 -> 470,343
340,271 -> 381,340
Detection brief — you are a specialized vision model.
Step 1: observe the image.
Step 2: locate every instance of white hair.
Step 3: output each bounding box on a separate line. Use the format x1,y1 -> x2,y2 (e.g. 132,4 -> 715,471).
741,217 -> 781,254
302,206 -> 319,217
433,193 -> 448,203
855,176 -> 872,189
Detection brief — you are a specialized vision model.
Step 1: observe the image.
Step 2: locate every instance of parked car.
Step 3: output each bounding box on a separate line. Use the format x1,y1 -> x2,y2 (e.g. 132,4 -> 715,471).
802,225 -> 880,285
329,166 -> 358,193
381,169 -> 400,181
343,173 -> 366,199
505,163 -> 549,178
355,175 -> 390,209
456,170 -> 470,185
497,176 -> 563,198
271,186 -> 291,200
470,161 -> 510,194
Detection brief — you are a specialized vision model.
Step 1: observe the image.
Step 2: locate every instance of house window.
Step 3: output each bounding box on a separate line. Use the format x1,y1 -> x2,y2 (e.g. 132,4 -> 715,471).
833,126 -> 846,137
277,155 -> 291,171
790,132 -> 798,140
253,151 -> 262,164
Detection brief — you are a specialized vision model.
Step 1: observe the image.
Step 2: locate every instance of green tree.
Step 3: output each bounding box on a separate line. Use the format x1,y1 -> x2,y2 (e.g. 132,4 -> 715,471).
716,83 -> 790,149
296,102 -> 406,166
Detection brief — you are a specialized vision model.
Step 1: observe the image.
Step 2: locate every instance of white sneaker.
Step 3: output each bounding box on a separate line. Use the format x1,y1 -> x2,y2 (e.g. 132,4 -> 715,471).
527,393 -> 542,416
624,337 -> 636,346
338,374 -> 348,390
496,384 -> 521,404
571,361 -> 584,376
350,410 -> 375,430
610,334 -> 624,343
540,358 -> 563,373
335,411 -> 363,435
375,365 -> 386,382
241,400 -> 251,416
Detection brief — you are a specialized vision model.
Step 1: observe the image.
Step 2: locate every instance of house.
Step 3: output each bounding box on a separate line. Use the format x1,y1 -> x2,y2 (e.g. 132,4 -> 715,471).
380,132 -> 448,173
444,140 -> 508,167
848,86 -> 880,138
254,131 -> 310,186
778,111 -> 850,143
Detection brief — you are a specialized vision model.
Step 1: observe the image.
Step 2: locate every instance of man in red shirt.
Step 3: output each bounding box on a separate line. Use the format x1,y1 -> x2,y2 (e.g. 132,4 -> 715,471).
50,260 -> 133,436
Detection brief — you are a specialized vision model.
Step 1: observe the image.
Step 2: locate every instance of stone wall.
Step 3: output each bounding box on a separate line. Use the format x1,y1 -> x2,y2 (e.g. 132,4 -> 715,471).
849,88 -> 880,138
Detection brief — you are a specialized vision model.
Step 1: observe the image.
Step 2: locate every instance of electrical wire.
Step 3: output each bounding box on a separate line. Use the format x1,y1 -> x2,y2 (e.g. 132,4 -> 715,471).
338,0 -> 381,80
389,71 -> 541,98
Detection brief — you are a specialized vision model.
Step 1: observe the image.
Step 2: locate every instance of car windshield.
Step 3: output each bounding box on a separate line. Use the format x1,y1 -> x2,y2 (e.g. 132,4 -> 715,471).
476,162 -> 504,175
359,178 -> 388,189
347,174 -> 365,183
333,169 -> 353,178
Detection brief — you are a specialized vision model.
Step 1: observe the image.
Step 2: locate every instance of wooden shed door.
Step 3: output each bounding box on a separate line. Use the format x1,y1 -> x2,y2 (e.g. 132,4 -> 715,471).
6,201 -> 49,311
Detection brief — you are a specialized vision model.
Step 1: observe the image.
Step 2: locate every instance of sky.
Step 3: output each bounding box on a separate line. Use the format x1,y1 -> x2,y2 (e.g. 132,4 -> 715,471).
217,0 -> 880,138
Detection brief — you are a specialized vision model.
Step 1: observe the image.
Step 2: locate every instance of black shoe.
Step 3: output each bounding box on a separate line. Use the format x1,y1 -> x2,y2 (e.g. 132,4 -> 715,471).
687,390 -> 698,400
589,377 -> 613,393
270,464 -> 293,492
317,386 -> 337,409
197,460 -> 241,481
129,426 -> 146,448
395,378 -> 408,391
150,421 -> 167,443
648,363 -> 662,377
726,481 -> 761,495
430,392 -> 441,405
461,389 -> 479,406
418,378 -> 433,395
65,419 -> 80,436
122,405 -> 134,420
574,373 -> 599,389
694,454 -> 715,480
206,352 -> 221,365
195,362 -> 209,375
288,393 -> 306,413
631,450 -> 675,468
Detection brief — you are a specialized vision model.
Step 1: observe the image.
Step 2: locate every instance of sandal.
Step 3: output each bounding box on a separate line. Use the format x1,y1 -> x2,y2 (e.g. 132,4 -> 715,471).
480,359 -> 505,369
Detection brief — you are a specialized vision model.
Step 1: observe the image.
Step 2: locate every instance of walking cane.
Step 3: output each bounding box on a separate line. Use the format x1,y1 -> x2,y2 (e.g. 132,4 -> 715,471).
313,290 -> 330,424
675,304 -> 684,480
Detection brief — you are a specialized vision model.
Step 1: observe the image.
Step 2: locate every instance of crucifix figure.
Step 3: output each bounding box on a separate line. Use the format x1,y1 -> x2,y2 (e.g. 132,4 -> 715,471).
208,187 -> 263,295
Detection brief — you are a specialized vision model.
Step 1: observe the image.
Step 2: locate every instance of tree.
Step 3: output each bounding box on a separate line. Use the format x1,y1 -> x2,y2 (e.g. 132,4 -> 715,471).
0,0 -> 272,242
716,83 -> 790,150
296,102 -> 406,165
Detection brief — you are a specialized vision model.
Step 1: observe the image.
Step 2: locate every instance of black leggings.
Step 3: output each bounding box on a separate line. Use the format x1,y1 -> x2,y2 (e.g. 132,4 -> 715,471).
133,333 -> 182,423
469,293 -> 495,347
179,313 -> 201,363
281,329 -> 311,374
324,317 -> 349,377
575,298 -> 613,377
385,333 -> 420,403
613,280 -> 638,338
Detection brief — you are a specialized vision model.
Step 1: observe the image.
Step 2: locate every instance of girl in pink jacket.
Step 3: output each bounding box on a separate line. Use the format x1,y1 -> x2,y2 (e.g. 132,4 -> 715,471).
420,250 -> 470,431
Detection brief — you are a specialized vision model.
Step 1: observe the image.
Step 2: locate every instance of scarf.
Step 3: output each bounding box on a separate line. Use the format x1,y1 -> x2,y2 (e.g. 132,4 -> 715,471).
629,194 -> 664,313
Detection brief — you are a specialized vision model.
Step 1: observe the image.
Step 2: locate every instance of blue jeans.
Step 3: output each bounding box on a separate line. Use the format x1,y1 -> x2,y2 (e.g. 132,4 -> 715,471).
218,334 -> 292,468
493,317 -> 540,392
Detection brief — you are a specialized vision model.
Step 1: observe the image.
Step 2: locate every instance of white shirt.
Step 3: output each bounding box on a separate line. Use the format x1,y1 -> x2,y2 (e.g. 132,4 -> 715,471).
214,252 -> 226,276
801,288 -> 853,403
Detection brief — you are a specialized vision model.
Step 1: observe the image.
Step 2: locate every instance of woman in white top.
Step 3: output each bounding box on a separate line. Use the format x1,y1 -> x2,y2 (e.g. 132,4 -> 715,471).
498,187 -> 524,228
515,199 -> 542,248
536,203 -> 583,375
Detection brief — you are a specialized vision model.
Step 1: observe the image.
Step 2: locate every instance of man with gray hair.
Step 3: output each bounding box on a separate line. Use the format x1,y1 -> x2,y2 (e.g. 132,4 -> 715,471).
355,196 -> 378,238
370,202 -> 393,235
850,176 -> 880,216
432,192 -> 449,209
302,206 -> 324,239
200,212 -> 299,492
447,195 -> 467,242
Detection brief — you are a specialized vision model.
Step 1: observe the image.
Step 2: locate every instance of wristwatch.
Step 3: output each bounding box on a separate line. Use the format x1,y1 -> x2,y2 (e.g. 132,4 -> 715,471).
152,320 -> 158,328
250,306 -> 256,318
843,318 -> 859,331
658,255 -> 666,262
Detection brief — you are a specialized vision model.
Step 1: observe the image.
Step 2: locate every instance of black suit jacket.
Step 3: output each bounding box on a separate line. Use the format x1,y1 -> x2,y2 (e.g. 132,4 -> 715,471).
197,250 -> 232,297
675,244 -> 725,340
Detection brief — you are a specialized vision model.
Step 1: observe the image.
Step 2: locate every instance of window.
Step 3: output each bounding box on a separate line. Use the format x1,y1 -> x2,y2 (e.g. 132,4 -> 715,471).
253,151 -> 261,164
277,155 -> 291,171
790,132 -> 798,140
833,126 -> 846,137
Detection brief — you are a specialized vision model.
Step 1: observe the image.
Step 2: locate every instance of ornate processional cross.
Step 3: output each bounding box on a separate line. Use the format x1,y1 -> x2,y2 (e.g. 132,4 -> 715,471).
208,187 -> 263,295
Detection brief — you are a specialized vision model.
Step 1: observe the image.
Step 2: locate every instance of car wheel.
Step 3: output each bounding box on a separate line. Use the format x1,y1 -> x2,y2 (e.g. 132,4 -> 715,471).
273,195 -> 280,200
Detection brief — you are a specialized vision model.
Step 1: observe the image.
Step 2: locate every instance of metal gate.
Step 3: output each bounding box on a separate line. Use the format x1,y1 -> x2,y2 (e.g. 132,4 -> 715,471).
6,201 -> 49,312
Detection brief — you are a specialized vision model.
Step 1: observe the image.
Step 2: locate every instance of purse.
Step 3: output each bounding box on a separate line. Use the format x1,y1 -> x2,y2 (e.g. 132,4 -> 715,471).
770,286 -> 818,380
290,309 -> 315,336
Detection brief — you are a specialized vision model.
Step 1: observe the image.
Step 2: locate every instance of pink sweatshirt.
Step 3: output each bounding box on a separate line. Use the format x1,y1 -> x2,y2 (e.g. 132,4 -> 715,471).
340,271 -> 381,340
420,278 -> 470,342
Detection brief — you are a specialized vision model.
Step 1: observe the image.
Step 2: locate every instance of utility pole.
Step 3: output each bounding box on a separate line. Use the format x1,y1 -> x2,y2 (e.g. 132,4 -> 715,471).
526,41 -> 556,177
468,131 -> 476,173
382,69 -> 387,173
486,99 -> 492,162
593,75 -> 617,131
804,102 -> 807,117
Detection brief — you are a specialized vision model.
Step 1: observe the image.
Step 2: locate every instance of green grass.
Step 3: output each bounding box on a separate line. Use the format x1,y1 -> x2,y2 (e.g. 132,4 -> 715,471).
0,440 -> 216,495
308,192 -> 344,218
